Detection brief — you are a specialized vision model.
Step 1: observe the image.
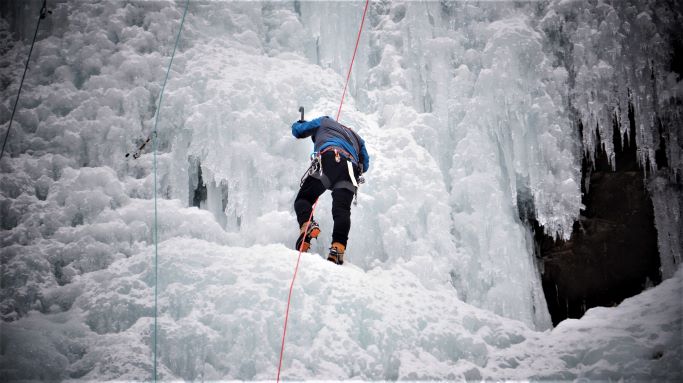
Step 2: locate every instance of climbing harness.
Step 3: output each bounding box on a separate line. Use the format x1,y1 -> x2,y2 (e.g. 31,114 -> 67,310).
347,160 -> 358,188
321,146 -> 352,162
276,1 -> 370,381
352,162 -> 364,206
299,148 -> 360,195
0,0 -> 50,161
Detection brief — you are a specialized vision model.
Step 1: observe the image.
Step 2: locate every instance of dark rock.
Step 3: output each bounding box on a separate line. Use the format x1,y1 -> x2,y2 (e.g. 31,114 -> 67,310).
537,111 -> 661,326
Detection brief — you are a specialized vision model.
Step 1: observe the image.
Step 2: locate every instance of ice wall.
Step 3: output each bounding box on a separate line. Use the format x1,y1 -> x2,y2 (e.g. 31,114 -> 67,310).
541,0 -> 683,278
541,0 -> 681,172
0,0 -> 582,331
308,0 -> 582,329
1,1 -> 682,379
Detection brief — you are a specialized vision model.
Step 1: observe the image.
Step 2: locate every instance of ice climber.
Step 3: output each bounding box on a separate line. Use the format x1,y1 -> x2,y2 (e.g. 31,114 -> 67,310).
292,115 -> 370,265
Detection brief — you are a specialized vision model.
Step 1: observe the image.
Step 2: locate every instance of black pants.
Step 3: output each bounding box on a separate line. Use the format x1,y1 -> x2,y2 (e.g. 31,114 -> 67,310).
294,152 -> 355,247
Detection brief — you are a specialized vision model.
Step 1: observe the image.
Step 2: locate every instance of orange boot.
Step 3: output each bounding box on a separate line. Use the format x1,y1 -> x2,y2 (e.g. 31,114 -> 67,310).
327,242 -> 345,265
295,219 -> 320,252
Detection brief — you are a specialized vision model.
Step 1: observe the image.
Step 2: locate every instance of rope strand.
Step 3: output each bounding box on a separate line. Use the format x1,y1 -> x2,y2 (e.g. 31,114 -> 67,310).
0,0 -> 48,161
276,1 -> 370,381
152,0 -> 190,381
336,0 -> 370,122
276,199 -> 318,383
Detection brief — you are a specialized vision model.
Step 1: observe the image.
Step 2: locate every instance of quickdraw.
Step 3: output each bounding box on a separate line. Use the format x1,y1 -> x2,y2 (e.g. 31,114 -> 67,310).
299,152 -> 322,187
125,134 -> 153,159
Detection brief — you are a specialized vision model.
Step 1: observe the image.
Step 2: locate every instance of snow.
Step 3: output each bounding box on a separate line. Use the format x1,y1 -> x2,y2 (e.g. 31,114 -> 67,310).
1,0 -> 681,381
2,235 -> 681,380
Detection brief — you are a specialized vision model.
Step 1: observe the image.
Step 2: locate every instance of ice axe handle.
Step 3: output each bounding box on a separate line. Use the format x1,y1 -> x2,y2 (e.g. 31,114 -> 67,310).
298,106 -> 304,122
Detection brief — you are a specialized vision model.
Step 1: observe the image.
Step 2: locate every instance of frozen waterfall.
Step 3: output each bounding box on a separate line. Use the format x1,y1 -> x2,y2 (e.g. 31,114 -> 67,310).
0,0 -> 681,381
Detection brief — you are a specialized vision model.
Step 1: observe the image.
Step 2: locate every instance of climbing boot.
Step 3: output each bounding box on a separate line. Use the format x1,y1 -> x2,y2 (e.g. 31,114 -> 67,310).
295,219 -> 320,252
327,242 -> 345,265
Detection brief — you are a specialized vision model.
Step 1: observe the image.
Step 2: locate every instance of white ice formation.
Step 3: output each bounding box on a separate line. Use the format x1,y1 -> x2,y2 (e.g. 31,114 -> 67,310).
0,0 -> 681,381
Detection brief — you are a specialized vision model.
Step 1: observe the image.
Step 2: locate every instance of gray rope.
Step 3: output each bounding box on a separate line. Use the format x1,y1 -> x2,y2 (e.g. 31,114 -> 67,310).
0,0 -> 49,161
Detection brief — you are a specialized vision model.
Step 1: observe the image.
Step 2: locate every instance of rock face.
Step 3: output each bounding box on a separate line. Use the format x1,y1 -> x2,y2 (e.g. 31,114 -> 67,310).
537,117 -> 662,326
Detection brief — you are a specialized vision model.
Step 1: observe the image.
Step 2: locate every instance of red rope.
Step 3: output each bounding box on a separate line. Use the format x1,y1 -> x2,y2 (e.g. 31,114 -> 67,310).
336,0 -> 370,122
276,200 -> 317,383
276,1 -> 370,381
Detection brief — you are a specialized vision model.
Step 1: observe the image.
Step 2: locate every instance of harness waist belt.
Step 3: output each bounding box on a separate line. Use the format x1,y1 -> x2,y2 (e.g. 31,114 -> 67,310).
320,146 -> 355,163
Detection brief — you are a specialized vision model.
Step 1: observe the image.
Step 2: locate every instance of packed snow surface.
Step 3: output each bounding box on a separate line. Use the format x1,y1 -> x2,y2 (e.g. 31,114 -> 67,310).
1,0 -> 681,381
3,233 -> 682,380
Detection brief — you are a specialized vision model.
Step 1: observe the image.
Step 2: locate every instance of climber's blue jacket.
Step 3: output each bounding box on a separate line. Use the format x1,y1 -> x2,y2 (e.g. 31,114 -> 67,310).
292,116 -> 370,172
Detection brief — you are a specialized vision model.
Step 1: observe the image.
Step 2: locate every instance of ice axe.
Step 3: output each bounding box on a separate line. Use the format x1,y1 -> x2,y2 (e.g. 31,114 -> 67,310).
298,106 -> 305,122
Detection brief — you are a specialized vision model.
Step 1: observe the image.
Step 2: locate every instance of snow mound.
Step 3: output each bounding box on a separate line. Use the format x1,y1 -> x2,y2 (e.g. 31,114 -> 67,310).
2,236 -> 681,380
